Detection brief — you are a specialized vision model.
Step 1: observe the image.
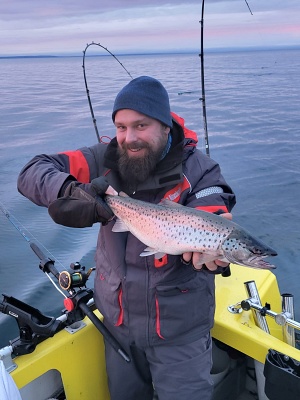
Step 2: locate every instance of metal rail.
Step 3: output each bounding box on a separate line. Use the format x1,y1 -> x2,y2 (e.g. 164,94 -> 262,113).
228,280 -> 299,348
240,298 -> 300,332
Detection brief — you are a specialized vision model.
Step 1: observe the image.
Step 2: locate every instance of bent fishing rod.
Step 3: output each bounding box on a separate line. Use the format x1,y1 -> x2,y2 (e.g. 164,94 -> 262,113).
0,201 -> 130,362
82,42 -> 133,143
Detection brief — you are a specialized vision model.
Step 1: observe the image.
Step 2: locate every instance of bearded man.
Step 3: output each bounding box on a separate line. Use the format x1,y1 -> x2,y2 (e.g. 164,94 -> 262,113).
18,76 -> 236,400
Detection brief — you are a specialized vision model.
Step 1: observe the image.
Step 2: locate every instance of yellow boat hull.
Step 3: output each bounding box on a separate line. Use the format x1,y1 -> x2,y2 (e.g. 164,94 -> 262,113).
212,264 -> 300,364
11,311 -> 110,399
7,264 -> 300,399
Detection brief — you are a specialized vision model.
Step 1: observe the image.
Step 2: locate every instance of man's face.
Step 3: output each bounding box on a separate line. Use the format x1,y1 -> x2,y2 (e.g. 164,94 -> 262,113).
114,109 -> 170,190
115,109 -> 170,157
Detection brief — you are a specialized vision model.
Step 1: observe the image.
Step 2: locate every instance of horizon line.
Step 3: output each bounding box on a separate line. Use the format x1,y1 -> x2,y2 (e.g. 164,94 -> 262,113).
1,44 -> 300,59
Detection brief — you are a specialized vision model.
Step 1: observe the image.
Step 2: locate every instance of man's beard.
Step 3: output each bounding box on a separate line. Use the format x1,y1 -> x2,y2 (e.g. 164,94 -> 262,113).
117,138 -> 167,193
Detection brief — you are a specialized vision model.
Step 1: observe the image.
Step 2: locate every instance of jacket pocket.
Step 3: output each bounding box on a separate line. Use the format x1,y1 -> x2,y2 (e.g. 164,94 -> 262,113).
94,269 -> 124,326
155,278 -> 210,340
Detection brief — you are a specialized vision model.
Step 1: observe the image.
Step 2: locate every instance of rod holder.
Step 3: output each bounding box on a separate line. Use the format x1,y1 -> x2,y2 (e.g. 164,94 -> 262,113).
281,293 -> 295,347
244,280 -> 270,333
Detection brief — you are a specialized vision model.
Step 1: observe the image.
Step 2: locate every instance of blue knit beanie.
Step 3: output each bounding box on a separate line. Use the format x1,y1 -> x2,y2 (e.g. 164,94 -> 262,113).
112,76 -> 173,128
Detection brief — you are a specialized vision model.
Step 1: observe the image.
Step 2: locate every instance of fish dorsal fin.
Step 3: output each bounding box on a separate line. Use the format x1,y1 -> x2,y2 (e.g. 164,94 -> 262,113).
111,218 -> 129,232
159,199 -> 184,208
119,191 -> 129,197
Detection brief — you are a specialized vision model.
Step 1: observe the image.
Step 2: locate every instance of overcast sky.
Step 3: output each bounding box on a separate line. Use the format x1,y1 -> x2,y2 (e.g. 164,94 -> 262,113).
1,0 -> 299,56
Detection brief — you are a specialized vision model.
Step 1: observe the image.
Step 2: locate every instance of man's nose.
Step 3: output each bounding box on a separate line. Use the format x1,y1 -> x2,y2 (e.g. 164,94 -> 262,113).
124,127 -> 137,143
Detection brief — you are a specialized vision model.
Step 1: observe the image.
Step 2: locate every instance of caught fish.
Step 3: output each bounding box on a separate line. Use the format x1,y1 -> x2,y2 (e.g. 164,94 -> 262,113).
105,194 -> 277,269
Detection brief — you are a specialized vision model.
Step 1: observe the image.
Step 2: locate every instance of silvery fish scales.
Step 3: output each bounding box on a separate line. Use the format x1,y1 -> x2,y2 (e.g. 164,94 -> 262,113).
105,194 -> 277,269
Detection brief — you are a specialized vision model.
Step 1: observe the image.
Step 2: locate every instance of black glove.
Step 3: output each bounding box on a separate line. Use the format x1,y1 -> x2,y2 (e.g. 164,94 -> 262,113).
48,177 -> 114,228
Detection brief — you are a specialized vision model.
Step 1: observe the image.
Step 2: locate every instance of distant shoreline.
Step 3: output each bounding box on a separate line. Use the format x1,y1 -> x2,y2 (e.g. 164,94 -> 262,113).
1,45 -> 300,59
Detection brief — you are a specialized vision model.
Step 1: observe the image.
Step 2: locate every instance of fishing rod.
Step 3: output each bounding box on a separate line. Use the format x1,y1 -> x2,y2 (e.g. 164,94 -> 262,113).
199,0 -> 210,157
0,201 -> 130,362
0,200 -> 87,302
82,42 -> 133,143
199,0 -> 253,158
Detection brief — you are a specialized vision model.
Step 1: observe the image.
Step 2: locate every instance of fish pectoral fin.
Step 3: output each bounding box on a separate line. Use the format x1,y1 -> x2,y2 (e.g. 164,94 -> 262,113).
105,185 -> 118,196
140,247 -> 166,259
111,219 -> 129,232
154,252 -> 167,259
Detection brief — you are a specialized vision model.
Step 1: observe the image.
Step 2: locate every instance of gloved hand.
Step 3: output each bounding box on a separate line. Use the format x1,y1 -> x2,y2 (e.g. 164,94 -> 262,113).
48,177 -> 114,228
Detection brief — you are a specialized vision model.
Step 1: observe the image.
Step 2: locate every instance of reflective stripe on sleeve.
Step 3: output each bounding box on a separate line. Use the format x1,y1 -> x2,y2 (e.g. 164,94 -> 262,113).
195,186 -> 224,199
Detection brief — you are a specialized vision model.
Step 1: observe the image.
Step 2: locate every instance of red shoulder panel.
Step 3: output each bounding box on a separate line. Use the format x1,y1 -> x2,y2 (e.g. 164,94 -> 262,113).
61,150 -> 90,183
171,112 -> 198,145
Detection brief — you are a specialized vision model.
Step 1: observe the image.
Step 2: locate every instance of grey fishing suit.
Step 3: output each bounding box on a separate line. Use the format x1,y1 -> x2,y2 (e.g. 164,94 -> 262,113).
18,113 -> 236,400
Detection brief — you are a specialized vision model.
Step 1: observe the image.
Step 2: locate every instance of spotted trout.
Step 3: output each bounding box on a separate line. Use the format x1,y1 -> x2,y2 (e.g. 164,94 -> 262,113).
105,194 -> 277,269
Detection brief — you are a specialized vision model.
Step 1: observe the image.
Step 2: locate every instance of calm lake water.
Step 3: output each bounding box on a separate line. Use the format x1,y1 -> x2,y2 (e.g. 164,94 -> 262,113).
0,49 -> 300,347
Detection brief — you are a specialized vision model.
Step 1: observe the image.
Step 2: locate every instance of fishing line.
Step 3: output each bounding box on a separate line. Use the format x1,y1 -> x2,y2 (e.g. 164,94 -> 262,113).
82,42 -> 133,143
46,273 -> 67,298
244,0 -> 253,16
0,201 -> 65,271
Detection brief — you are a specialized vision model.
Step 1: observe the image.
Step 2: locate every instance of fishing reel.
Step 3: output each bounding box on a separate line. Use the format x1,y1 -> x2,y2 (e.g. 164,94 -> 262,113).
58,262 -> 95,291
31,241 -> 94,293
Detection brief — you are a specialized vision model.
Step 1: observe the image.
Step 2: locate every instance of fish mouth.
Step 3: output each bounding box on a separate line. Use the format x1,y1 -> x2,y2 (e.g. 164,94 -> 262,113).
223,229 -> 277,269
245,256 -> 277,270
224,252 -> 276,270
